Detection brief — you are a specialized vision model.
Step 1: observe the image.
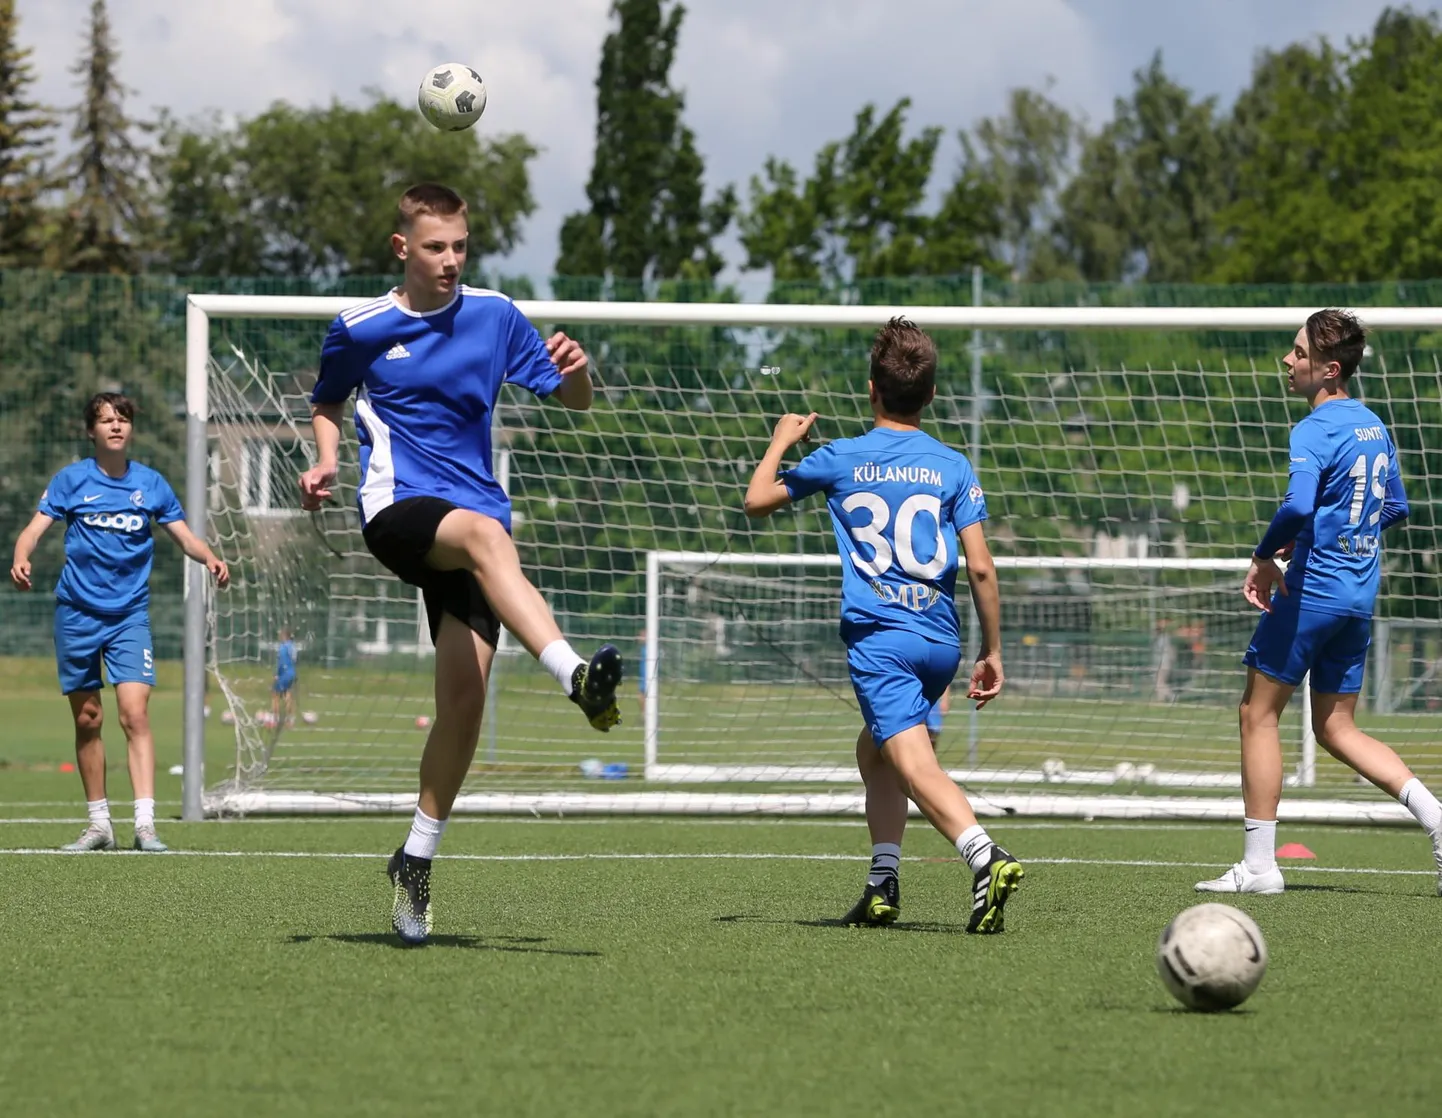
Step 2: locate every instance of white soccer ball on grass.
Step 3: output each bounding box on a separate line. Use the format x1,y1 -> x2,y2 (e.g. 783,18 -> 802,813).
1156,903 -> 1268,1011
417,63 -> 487,132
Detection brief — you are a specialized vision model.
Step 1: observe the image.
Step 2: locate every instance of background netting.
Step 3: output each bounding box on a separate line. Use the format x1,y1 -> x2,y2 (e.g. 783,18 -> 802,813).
197,304 -> 1441,809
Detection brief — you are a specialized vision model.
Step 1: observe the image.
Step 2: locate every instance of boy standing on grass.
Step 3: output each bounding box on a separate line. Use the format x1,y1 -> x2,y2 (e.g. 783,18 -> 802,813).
744,317 -> 1023,933
1197,309 -> 1442,895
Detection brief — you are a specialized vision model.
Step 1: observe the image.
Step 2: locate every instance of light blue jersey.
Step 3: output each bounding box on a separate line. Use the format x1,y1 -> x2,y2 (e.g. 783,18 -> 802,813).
38,459 -> 184,615
783,427 -> 987,647
1273,398 -> 1406,618
312,286 -> 563,530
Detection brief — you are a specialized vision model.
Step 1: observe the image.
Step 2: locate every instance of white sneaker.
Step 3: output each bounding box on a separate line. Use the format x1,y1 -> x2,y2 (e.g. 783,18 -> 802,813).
1194,861 -> 1285,895
61,822 -> 116,852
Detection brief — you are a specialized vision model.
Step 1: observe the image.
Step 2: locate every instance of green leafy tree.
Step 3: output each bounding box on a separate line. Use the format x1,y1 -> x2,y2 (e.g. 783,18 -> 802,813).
740,99 -> 998,292
555,0 -> 735,290
959,85 -> 1079,281
0,0 -> 54,268
1057,54 -> 1230,282
51,0 -> 153,273
155,95 -> 537,277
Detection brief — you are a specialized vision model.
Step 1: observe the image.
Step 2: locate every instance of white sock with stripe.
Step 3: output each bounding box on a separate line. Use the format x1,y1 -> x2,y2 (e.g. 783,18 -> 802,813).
867,843 -> 901,886
955,825 -> 994,873
1400,778 -> 1442,837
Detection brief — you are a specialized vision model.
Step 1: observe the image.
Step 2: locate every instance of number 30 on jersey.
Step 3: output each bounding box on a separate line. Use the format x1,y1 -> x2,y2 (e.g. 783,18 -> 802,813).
841,492 -> 948,579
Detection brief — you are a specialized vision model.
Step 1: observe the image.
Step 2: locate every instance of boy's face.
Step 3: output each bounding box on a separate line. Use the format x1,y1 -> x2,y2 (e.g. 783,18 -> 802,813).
392,213 -> 468,300
88,404 -> 133,453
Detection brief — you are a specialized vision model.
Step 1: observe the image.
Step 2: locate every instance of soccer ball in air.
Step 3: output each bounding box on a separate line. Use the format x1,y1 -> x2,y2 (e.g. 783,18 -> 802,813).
417,63 -> 487,131
1156,903 -> 1268,1011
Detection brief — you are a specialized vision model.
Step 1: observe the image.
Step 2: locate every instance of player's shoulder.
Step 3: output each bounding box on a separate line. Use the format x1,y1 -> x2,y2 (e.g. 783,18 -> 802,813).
332,291 -> 402,338
129,461 -> 172,488
459,284 -> 515,307
50,459 -> 91,486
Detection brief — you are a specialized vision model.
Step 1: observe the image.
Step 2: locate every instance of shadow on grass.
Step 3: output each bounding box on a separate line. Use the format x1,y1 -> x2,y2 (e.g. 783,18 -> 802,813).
715,914 -> 968,935
287,933 -> 601,956
1283,882 -> 1424,898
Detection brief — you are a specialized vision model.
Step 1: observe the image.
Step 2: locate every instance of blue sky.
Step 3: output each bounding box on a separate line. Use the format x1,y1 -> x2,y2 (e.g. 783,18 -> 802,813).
19,0 -> 1408,282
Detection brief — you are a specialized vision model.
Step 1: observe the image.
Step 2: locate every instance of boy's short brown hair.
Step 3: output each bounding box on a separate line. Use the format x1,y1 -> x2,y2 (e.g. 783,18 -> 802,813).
397,183 -> 468,232
869,317 -> 937,415
1305,308 -> 1367,382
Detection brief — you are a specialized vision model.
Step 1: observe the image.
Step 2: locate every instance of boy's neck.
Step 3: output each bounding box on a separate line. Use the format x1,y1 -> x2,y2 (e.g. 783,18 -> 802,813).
873,413 -> 923,432
93,450 -> 128,478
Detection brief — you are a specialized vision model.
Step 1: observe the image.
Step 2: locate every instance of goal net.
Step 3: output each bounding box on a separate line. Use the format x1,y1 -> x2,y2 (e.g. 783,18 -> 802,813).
186,297 -> 1442,822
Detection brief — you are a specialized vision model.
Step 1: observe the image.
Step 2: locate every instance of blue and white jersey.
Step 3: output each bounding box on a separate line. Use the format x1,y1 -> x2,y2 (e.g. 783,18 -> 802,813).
783,427 -> 987,647
38,459 -> 184,615
312,286 -> 563,530
1278,398 -> 1405,618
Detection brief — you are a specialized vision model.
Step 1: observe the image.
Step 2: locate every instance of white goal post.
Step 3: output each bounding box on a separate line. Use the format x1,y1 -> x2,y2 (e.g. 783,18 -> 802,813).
182,296 -> 1442,823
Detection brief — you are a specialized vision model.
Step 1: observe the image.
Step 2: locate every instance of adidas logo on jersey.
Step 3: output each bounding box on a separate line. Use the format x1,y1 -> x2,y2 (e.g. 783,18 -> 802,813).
385,343 -> 412,360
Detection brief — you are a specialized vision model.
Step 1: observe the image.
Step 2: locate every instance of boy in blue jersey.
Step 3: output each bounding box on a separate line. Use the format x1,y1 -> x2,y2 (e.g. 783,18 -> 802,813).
271,627 -> 297,728
298,183 -> 622,944
10,393 -> 230,853
1196,310 -> 1442,895
745,318 -> 1023,934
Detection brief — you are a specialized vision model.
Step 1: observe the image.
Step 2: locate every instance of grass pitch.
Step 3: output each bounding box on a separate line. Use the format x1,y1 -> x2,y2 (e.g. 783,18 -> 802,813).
2,808 -> 1440,1117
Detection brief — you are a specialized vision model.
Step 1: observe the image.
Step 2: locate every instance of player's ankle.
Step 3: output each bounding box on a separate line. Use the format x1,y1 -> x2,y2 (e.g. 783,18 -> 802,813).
540,640 -> 586,694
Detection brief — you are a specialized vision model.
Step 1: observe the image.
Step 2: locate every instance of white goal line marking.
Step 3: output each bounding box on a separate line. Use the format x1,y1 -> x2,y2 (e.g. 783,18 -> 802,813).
0,847 -> 1433,877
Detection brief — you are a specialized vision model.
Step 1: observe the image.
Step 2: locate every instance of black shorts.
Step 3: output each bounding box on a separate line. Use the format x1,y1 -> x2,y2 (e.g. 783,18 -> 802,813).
361,496 -> 500,648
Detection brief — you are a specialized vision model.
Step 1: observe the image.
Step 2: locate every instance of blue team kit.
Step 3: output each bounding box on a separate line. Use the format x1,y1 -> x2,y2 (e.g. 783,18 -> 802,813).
784,427 -> 986,744
1246,398 -> 1408,693
312,286 -> 563,532
39,458 -> 184,693
274,639 -> 297,693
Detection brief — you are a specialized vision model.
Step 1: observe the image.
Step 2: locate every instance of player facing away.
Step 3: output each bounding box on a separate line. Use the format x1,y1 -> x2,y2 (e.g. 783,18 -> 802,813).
9,393 -> 230,852
300,183 -> 622,945
271,627 -> 297,728
1196,309 -> 1442,895
745,318 -> 1024,934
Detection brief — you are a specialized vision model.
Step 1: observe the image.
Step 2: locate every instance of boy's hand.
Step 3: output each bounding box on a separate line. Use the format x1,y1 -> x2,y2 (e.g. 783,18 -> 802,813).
967,652 -> 1004,709
770,413 -> 818,450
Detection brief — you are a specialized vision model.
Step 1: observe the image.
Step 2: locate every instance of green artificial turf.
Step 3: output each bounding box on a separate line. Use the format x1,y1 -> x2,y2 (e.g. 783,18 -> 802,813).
1,814 -> 1439,1117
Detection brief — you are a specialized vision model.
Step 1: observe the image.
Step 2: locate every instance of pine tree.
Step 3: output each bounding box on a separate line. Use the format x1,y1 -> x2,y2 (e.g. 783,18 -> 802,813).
0,0 -> 55,267
54,0 -> 152,273
556,0 -> 734,289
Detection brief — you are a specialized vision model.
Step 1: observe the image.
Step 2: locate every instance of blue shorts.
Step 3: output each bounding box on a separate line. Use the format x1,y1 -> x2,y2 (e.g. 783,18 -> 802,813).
1243,592 -> 1370,694
847,628 -> 959,746
273,675 -> 296,695
925,703 -> 945,734
54,603 -> 154,694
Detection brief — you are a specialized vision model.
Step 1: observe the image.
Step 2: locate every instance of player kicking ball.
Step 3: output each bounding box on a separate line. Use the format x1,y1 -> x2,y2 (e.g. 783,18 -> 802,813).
745,318 -> 1023,934
300,183 -> 622,945
1196,309 -> 1442,895
10,393 -> 229,853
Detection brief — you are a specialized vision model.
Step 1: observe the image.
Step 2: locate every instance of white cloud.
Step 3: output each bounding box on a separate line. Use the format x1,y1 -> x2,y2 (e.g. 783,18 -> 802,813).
15,0 -> 1404,283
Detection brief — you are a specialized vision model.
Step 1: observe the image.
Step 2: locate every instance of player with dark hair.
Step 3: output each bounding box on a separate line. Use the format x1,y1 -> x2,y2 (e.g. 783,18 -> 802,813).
300,182 -> 622,945
10,392 -> 229,852
1197,309 -> 1442,894
745,317 -> 1024,934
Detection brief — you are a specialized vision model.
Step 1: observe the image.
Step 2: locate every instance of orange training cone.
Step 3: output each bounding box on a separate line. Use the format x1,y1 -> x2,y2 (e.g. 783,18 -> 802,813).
1276,842 -> 1317,859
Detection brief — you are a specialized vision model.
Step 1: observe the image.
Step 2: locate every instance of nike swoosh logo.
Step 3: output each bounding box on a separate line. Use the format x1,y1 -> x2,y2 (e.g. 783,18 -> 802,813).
83,495 -> 101,502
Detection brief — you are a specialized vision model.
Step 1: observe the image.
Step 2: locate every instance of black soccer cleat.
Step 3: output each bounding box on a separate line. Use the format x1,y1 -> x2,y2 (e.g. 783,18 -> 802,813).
967,844 -> 1024,934
841,876 -> 901,927
570,644 -> 623,732
387,847 -> 434,946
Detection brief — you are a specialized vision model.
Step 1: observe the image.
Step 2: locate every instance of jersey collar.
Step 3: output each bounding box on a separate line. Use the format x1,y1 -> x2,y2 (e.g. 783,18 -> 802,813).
388,287 -> 460,319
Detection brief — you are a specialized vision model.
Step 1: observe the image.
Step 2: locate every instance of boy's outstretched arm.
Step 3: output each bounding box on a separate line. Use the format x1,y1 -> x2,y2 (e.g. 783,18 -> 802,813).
744,412 -> 818,519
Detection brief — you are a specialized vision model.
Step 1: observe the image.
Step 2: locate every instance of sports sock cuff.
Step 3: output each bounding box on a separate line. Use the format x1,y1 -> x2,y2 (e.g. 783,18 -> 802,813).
867,842 -> 901,883
1399,778 -> 1442,835
540,641 -> 587,695
133,797 -> 156,827
1243,817 -> 1278,873
955,825 -> 993,873
403,807 -> 448,860
86,799 -> 110,826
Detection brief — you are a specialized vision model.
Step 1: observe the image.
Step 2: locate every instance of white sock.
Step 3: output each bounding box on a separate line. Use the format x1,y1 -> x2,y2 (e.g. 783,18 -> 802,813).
955,824 -> 993,873
86,798 -> 111,830
539,640 -> 587,695
133,797 -> 155,830
1399,778 -> 1442,837
402,807 -> 446,860
1243,817 -> 1277,874
867,842 -> 901,886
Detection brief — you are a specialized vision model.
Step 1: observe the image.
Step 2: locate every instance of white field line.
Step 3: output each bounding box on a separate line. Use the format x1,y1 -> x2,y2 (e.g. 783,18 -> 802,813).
0,817 -> 1421,838
0,847 -> 1433,877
